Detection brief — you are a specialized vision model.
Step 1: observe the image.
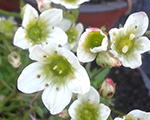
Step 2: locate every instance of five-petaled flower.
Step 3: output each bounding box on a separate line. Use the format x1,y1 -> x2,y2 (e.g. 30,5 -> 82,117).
13,4 -> 67,49
51,0 -> 89,9
68,86 -> 111,120
109,12 -> 150,69
77,28 -> 108,63
114,109 -> 150,120
17,43 -> 90,114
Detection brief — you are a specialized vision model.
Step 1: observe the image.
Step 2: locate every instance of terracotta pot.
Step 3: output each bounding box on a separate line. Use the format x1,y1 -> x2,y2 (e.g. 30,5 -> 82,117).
77,0 -> 131,31
0,0 -> 20,12
0,0 -> 37,12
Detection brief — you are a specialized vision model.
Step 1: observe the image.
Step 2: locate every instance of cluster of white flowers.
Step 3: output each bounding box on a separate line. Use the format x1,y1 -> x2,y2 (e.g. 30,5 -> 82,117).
13,0 -> 150,119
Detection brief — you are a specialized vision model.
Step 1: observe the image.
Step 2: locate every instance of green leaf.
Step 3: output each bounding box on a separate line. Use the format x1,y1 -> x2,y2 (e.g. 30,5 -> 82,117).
35,106 -> 44,118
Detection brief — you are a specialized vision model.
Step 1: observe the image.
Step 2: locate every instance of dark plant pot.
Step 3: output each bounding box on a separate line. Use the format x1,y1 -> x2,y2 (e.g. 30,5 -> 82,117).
0,0 -> 20,12
0,0 -> 37,12
77,0 -> 132,31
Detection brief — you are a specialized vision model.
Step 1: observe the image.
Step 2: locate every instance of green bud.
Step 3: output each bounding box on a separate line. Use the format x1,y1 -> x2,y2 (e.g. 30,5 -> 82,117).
8,51 -> 21,68
96,51 -> 121,68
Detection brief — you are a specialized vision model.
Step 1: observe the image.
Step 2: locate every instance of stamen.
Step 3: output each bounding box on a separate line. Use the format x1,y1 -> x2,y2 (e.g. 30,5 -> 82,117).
41,30 -> 44,33
113,32 -> 116,36
37,74 -> 41,78
59,70 -> 62,74
122,45 -> 129,53
129,34 -> 135,40
38,38 -> 40,40
53,65 -> 58,70
70,76 -> 74,79
82,43 -> 86,47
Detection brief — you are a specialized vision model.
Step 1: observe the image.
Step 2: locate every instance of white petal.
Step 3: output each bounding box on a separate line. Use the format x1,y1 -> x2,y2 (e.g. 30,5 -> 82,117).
128,109 -> 150,120
68,65 -> 90,95
122,53 -> 142,69
76,23 -> 84,38
68,100 -> 81,119
47,27 -> 68,46
78,0 -> 90,4
78,86 -> 99,103
77,46 -> 96,63
13,27 -> 31,49
29,45 -> 51,63
22,4 -> 38,28
58,47 -> 80,67
56,18 -> 72,32
39,8 -> 63,27
98,104 -> 111,120
17,62 -> 46,93
42,84 -> 72,114
134,36 -> 150,54
114,117 -> 125,120
124,12 -> 149,37
51,0 -> 60,4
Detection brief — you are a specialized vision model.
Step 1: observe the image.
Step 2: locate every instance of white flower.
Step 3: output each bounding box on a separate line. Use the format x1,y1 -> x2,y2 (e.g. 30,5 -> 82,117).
68,86 -> 111,120
114,109 -> 150,120
109,12 -> 150,69
64,23 -> 84,52
36,0 -> 51,12
77,28 -> 108,63
17,43 -> 90,114
51,0 -> 89,9
13,4 -> 67,49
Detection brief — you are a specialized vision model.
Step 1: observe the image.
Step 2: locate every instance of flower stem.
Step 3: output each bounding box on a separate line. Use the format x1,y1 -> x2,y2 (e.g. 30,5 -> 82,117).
111,108 -> 124,116
0,9 -> 20,18
91,68 -> 105,80
29,91 -> 42,107
105,98 -> 109,106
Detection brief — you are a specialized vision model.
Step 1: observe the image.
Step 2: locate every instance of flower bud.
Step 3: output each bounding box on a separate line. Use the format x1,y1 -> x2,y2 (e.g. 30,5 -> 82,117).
0,17 -> 17,36
8,51 -> 21,68
96,51 -> 121,68
36,0 -> 51,12
99,78 -> 115,98
59,109 -> 69,119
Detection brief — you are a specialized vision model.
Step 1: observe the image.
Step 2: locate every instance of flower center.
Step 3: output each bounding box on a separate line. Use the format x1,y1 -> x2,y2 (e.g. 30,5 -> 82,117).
114,34 -> 135,55
66,27 -> 78,44
125,115 -> 138,120
62,0 -> 78,3
84,31 -> 105,52
75,101 -> 99,120
42,54 -> 73,85
51,56 -> 71,76
27,23 -> 46,45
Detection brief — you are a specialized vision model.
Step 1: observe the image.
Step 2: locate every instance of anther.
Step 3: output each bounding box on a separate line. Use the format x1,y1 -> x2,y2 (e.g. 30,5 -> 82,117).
45,83 -> 49,87
43,55 -> 47,58
37,74 -> 41,78
59,70 -> 62,74
122,45 -> 129,53
54,51 -> 57,54
53,65 -> 58,70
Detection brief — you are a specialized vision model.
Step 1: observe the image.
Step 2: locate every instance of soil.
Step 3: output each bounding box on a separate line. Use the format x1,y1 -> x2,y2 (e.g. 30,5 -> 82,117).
107,66 -> 150,118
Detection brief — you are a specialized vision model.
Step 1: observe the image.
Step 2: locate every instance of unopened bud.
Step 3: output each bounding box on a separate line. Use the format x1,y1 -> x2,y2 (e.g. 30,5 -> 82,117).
99,78 -> 115,98
96,51 -> 121,68
59,109 -> 69,119
36,0 -> 51,12
0,17 -> 17,36
8,51 -> 21,68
